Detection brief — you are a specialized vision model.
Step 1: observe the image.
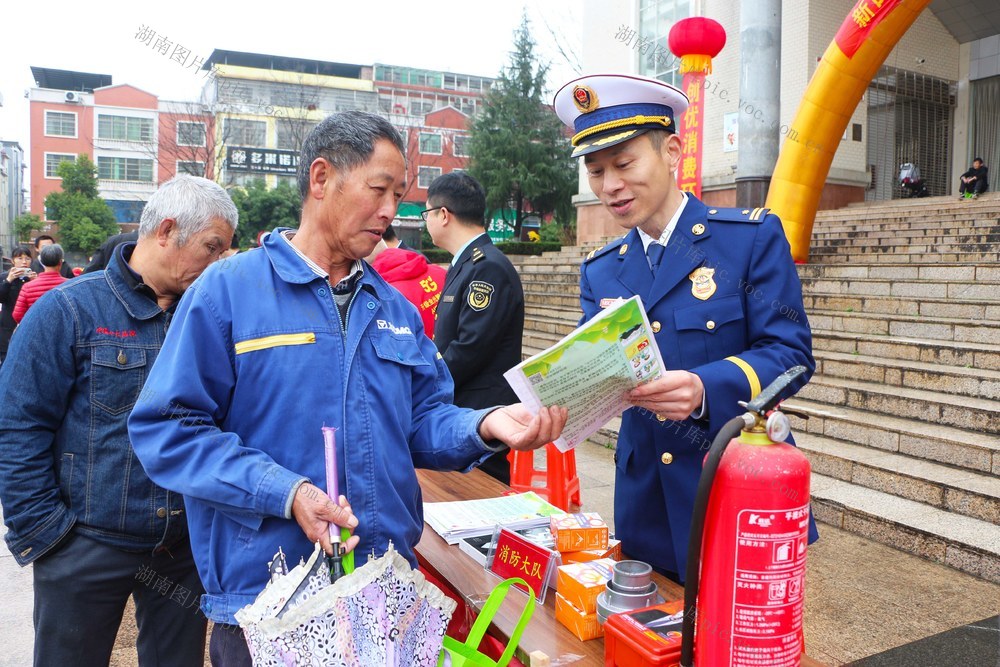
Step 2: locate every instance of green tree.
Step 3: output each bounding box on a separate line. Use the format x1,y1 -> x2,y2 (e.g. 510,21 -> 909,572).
13,213 -> 43,243
467,13 -> 577,239
228,179 -> 302,249
44,155 -> 119,254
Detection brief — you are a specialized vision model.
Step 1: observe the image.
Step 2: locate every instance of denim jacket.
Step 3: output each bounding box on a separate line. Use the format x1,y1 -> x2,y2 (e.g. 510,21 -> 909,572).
0,245 -> 186,566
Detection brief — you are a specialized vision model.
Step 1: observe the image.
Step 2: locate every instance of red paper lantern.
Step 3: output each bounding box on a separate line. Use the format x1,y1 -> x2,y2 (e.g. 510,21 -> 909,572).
668,17 -> 727,74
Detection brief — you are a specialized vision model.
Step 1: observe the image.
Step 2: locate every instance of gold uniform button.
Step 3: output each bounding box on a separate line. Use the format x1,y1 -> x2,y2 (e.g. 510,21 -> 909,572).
742,209 -> 750,215
656,414 -> 667,422
706,320 -> 716,330
156,507 -> 167,519
708,209 -> 718,215
651,321 -> 661,333
661,452 -> 674,465
691,223 -> 705,236
619,244 -> 629,255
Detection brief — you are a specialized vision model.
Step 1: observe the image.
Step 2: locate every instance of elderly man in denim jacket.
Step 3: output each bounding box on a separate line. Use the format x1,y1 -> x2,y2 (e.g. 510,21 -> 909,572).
128,112 -> 567,667
0,175 -> 238,666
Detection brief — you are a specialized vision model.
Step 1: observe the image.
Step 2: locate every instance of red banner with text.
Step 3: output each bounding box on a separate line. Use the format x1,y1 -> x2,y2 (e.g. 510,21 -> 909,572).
678,73 -> 705,198
835,0 -> 904,59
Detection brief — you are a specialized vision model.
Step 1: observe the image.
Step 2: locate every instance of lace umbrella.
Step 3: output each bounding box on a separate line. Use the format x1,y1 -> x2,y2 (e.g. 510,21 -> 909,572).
236,543 -> 457,666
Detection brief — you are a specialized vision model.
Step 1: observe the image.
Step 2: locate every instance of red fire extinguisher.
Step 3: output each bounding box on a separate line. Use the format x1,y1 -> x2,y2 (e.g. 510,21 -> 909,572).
680,366 -> 811,667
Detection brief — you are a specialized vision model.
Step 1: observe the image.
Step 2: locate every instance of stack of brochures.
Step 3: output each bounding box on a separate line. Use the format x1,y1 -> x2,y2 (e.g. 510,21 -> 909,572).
423,491 -> 566,544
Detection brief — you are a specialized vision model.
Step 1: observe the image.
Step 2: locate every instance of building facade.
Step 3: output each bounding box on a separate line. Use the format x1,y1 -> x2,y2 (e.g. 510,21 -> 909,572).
575,0 -> 1000,243
25,55 -> 495,241
0,141 -> 25,254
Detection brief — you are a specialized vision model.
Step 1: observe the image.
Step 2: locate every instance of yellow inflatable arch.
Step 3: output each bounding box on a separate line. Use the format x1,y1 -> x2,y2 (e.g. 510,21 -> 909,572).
766,0 -> 934,262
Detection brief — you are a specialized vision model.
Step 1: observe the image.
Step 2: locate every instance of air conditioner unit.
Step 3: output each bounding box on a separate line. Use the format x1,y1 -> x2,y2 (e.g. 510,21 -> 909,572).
64,91 -> 80,103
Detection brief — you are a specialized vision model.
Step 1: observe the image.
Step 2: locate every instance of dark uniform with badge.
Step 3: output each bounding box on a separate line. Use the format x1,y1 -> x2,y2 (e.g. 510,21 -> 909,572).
435,235 -> 525,483
554,73 -> 817,580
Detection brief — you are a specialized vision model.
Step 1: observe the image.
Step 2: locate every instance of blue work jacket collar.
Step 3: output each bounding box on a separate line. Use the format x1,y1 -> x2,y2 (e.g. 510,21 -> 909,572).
260,227 -> 396,303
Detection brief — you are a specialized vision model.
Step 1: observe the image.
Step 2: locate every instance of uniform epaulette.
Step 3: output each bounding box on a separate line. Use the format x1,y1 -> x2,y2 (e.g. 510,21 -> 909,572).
471,246 -> 486,263
584,236 -> 626,262
706,206 -> 770,223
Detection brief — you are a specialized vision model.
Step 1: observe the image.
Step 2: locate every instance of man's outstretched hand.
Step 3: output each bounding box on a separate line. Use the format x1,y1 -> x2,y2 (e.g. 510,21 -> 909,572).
479,404 -> 569,451
291,482 -> 360,556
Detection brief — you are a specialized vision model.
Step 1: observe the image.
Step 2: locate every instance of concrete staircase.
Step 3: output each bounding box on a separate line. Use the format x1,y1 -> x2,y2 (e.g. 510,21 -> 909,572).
509,193 -> 1000,584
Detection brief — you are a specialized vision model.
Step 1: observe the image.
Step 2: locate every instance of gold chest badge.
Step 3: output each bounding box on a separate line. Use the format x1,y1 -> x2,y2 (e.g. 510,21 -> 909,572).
689,267 -> 717,301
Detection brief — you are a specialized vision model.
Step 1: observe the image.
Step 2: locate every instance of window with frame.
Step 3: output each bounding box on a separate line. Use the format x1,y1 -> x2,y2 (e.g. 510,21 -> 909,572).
417,166 -> 441,189
177,121 -> 206,147
97,115 -> 154,142
45,153 -> 76,178
97,156 -> 154,182
224,118 -> 267,147
419,132 -> 442,155
45,111 -> 77,137
453,135 -> 470,157
276,120 -> 316,150
177,161 -> 206,177
409,100 -> 433,116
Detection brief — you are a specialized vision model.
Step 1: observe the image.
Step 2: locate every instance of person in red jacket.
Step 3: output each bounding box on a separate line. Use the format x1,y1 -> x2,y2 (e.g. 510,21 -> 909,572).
371,247 -> 446,338
13,243 -> 68,324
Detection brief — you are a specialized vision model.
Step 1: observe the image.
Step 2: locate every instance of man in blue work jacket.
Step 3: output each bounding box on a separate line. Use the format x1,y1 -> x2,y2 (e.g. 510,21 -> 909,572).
128,111 -> 567,667
552,74 -> 817,582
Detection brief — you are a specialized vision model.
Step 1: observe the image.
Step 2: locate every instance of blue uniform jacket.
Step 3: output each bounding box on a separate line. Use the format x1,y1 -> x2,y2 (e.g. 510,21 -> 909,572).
128,230 -> 497,624
579,197 -> 817,577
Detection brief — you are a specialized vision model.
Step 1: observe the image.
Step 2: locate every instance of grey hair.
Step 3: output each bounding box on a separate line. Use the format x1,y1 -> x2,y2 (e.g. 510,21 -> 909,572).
138,174 -> 238,244
297,110 -> 406,200
39,243 -> 64,267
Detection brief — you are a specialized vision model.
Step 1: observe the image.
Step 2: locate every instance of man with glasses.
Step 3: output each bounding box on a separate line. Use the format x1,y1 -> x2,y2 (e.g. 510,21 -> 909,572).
424,172 -> 525,484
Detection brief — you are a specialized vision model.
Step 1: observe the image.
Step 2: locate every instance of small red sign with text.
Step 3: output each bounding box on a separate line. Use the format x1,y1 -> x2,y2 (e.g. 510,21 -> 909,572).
490,528 -> 554,600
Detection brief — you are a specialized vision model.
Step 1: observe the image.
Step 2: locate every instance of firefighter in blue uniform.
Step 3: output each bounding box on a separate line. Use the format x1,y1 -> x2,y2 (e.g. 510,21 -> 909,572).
553,73 -> 818,581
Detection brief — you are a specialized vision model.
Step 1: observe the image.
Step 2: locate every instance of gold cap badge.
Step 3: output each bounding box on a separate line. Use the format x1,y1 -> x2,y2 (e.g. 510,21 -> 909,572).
572,85 -> 599,113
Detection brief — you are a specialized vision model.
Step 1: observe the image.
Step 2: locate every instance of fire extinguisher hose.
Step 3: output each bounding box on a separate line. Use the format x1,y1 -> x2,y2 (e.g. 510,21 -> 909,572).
679,414 -> 753,667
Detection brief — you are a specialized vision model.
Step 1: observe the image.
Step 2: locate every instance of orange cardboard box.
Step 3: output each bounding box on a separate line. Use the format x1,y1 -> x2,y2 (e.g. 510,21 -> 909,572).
556,558 -> 615,615
555,592 -> 604,641
561,538 -> 622,564
550,512 -> 609,553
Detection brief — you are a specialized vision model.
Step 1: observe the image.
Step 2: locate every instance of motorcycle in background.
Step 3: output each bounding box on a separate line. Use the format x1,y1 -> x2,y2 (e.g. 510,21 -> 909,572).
899,162 -> 929,198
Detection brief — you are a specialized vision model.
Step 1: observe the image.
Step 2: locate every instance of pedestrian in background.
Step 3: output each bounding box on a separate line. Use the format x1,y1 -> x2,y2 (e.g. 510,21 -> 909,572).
12,243 -> 67,323
0,245 -> 34,362
372,247 -> 447,338
30,234 -> 75,278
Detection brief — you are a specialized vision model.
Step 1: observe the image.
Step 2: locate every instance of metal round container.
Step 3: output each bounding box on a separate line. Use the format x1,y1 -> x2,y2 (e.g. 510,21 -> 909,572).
595,560 -> 664,624
608,560 -> 653,593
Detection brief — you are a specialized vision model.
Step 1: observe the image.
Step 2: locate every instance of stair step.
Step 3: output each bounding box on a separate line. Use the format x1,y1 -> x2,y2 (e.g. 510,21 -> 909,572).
796,375 -> 1000,433
811,331 -> 1000,371
809,251 -> 1000,264
803,292 -> 1000,320
813,349 -> 1000,400
809,474 -> 1000,584
806,308 -> 999,344
797,433 -> 1000,525
799,276 -> 1000,300
797,264 -> 1000,282
783,397 -> 1000,475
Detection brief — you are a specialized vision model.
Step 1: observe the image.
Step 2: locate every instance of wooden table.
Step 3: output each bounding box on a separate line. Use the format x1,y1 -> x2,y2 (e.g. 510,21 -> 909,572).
416,468 -> 827,666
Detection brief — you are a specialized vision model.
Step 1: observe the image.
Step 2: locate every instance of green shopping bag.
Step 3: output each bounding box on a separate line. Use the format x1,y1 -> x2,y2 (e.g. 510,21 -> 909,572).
438,577 -> 536,667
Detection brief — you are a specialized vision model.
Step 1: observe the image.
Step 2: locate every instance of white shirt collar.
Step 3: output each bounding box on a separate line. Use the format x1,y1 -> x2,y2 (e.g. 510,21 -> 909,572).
451,232 -> 488,267
637,192 -> 689,251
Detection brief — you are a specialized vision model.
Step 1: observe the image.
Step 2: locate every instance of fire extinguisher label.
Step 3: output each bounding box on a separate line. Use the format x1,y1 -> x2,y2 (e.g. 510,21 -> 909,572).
730,504 -> 810,666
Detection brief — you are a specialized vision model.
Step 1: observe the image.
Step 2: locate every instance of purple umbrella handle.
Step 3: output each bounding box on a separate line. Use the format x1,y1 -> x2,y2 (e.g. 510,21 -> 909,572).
322,427 -> 340,547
